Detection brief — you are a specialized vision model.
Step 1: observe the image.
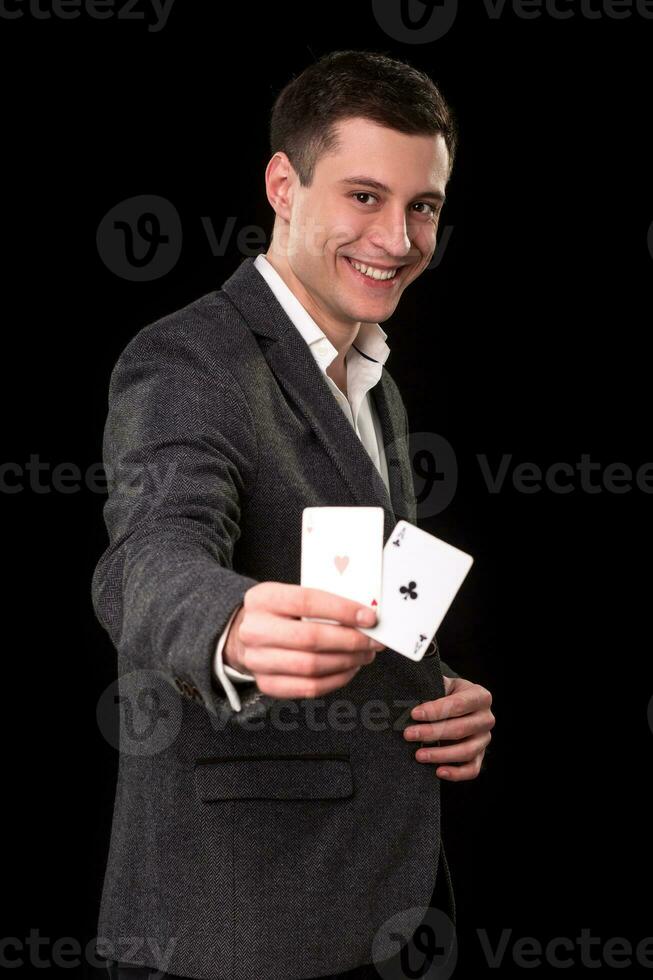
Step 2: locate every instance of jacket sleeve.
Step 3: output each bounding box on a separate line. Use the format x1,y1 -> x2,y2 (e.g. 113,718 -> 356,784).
91,324 -> 262,719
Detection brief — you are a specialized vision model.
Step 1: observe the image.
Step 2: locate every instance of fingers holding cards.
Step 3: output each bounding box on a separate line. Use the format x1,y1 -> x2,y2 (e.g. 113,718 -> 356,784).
237,580 -> 385,700
243,604 -> 383,655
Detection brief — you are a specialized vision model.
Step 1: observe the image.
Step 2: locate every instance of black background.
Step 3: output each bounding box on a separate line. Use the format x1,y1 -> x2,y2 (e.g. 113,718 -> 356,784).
2,1 -> 652,976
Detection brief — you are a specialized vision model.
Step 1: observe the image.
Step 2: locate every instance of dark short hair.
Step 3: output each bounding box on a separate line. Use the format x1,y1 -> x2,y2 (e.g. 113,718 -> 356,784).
269,50 -> 458,186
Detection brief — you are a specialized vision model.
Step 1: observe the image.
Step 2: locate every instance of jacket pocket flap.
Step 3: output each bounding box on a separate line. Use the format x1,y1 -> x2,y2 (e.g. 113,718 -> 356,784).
194,754 -> 353,801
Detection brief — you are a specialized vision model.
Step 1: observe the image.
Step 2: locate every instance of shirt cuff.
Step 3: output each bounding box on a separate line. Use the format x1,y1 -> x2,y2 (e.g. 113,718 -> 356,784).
213,605 -> 257,712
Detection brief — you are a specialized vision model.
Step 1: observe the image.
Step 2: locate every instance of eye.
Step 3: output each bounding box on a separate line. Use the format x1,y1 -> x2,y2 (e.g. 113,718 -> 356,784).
352,192 -> 378,206
412,202 -> 439,218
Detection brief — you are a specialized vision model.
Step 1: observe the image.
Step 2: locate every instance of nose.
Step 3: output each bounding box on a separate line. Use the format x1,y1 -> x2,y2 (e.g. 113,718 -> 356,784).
365,205 -> 412,261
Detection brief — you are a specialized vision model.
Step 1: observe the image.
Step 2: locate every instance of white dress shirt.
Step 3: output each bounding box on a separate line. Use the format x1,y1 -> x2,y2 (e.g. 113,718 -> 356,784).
213,252 -> 392,711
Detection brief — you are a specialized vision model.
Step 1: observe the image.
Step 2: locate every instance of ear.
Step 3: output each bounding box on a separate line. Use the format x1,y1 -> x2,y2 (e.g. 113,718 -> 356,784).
264,151 -> 295,225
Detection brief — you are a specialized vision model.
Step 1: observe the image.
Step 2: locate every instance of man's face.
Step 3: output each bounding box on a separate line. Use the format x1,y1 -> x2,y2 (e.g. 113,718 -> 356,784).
280,116 -> 450,327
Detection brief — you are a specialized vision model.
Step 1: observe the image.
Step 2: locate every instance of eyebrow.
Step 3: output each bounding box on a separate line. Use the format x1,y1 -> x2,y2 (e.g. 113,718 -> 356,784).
339,175 -> 446,204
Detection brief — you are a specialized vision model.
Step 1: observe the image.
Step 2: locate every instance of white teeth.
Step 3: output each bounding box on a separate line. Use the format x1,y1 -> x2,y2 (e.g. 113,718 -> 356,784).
349,258 -> 398,281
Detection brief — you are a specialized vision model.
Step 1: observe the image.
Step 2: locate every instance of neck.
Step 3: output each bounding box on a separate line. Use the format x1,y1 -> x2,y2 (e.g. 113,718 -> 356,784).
262,247 -> 361,368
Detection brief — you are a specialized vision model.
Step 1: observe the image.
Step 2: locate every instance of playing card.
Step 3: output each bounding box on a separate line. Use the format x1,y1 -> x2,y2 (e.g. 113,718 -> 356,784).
300,506 -> 384,625
357,520 -> 474,660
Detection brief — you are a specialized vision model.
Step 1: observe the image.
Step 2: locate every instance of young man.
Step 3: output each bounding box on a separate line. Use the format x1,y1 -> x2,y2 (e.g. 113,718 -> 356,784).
93,50 -> 494,980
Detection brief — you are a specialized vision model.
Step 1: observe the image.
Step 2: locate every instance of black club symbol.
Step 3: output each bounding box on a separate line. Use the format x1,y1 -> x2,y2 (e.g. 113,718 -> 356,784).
400,581 -> 418,601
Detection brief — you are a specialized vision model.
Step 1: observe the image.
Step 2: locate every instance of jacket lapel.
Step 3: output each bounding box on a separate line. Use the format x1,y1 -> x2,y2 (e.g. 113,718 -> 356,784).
220,257 -> 412,540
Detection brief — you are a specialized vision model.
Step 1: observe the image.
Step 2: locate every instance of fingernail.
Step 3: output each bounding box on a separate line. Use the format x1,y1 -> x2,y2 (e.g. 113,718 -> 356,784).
413,708 -> 425,719
357,609 -> 376,626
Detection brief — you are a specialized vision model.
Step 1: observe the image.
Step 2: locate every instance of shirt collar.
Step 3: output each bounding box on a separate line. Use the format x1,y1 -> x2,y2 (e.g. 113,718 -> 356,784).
253,252 -> 390,373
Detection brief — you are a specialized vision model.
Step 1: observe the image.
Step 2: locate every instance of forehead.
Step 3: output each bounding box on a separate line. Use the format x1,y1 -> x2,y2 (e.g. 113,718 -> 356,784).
315,116 -> 450,188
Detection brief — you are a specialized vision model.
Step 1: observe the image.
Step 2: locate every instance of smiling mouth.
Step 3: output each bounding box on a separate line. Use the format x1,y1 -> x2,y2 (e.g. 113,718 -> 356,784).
341,255 -> 407,285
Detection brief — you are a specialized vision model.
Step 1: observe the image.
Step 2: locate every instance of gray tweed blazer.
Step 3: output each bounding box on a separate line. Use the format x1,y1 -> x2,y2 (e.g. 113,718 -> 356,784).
91,255 -> 458,980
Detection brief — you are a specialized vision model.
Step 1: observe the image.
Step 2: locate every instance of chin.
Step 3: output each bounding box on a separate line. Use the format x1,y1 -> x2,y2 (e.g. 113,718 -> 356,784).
350,299 -> 398,322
